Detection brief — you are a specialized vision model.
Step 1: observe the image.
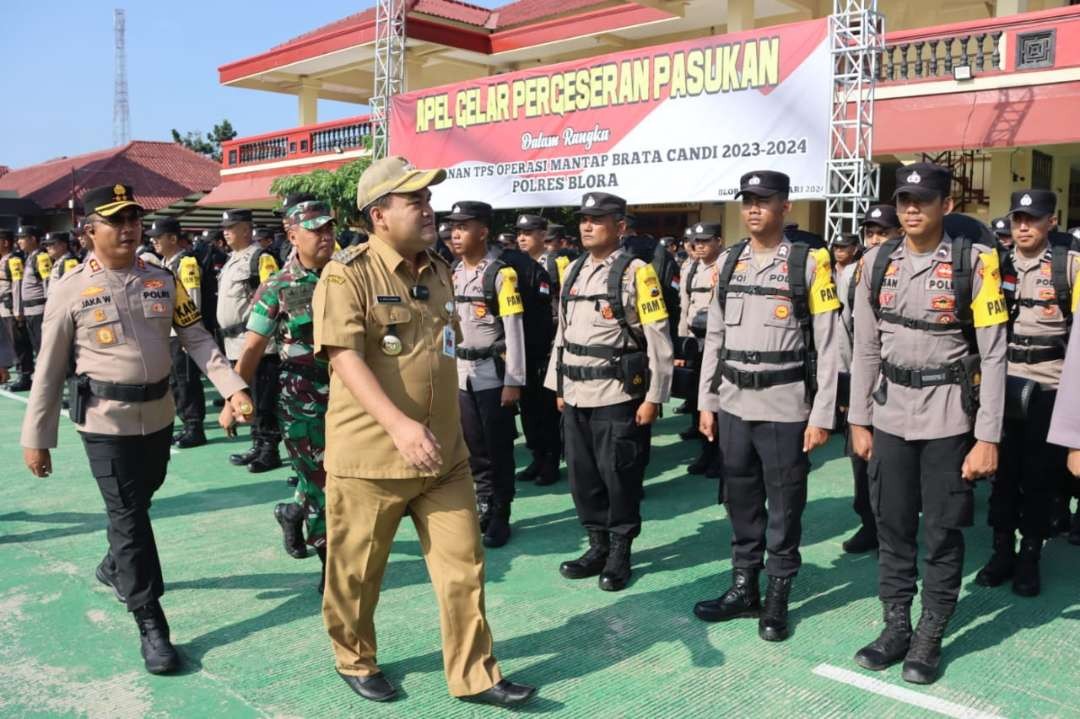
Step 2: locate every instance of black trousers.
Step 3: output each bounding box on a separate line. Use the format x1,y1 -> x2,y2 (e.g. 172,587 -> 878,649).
717,410 -> 808,578
518,350 -> 561,464
3,316 -> 34,374
81,426 -> 172,611
843,429 -> 876,530
169,337 -> 205,428
991,389 -> 1062,539
251,355 -> 282,445
459,384 -> 517,505
24,313 -> 43,355
870,430 -> 973,615
564,400 -> 650,539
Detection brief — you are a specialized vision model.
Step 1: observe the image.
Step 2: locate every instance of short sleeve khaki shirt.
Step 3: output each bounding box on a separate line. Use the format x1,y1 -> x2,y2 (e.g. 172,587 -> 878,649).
313,236 -> 468,479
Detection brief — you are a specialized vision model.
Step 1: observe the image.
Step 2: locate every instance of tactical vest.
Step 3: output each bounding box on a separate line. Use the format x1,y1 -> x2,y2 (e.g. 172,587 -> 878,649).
999,243 -> 1072,364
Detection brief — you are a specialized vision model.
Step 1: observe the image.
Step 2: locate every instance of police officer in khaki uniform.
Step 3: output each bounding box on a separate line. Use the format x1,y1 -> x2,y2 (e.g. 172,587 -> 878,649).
849,163 -> 1007,684
0,229 -> 29,388
147,217 -> 208,448
991,217 -> 1012,249
13,225 -> 50,386
217,209 -> 283,472
448,200 -> 527,547
44,232 -> 80,290
312,156 -> 534,707
694,171 -> 841,642
544,191 -> 674,592
19,183 -> 253,675
677,222 -> 723,476
974,190 -> 1079,596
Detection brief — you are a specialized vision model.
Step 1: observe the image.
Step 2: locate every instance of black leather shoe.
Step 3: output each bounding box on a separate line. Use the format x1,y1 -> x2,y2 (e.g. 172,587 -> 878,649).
174,426 -> 207,449
534,457 -> 560,486
854,603 -> 912,670
842,524 -> 879,554
673,401 -> 690,415
758,575 -> 792,641
248,444 -> 283,473
6,375 -> 31,392
95,556 -> 125,604
1012,537 -> 1042,597
483,503 -> 511,548
901,608 -> 949,685
694,568 -> 760,622
515,460 -> 540,483
229,445 -> 259,466
133,601 -> 181,674
274,503 -> 308,559
598,535 -> 632,592
975,530 -> 1015,587
687,447 -> 714,475
560,530 -> 609,579
460,679 -> 536,707
338,671 -> 397,702
679,426 -> 704,442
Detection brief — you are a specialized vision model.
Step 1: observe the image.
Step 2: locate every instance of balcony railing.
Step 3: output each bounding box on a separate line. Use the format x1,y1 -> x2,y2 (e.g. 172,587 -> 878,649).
881,33 -> 1003,82
222,115 -> 372,169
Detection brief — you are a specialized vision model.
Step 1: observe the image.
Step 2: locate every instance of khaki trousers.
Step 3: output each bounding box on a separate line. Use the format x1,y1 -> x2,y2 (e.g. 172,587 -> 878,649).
321,459 -> 502,696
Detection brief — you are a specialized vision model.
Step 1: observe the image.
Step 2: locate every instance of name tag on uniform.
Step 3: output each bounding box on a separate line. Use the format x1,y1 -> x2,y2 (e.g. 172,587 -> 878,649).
442,325 -> 456,358
282,284 -> 315,314
377,295 -> 402,304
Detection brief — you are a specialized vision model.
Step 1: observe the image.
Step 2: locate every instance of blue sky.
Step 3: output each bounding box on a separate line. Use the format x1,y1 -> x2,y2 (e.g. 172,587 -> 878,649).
1,0 -> 502,169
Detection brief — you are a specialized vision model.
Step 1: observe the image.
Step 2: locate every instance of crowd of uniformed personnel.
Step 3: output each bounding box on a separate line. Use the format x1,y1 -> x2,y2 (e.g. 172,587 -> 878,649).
7,157 -> 1080,708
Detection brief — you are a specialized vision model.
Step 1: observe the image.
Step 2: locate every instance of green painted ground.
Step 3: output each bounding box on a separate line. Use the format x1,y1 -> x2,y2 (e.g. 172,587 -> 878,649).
2,388 -> 1079,719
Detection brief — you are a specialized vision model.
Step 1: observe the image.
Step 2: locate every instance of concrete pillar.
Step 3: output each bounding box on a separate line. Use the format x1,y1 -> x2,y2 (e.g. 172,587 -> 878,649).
988,148 -> 1031,218
1050,148 -> 1071,228
994,0 -> 1029,17
727,0 -> 755,32
298,79 -> 320,126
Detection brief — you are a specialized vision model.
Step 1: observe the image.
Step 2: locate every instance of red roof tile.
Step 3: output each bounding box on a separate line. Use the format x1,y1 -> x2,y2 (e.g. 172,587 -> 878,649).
0,141 -> 220,212
495,0 -> 609,28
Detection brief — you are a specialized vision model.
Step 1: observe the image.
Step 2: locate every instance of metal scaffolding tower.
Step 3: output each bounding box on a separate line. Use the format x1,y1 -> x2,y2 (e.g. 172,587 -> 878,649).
825,0 -> 884,245
372,0 -> 410,160
113,9 -> 131,147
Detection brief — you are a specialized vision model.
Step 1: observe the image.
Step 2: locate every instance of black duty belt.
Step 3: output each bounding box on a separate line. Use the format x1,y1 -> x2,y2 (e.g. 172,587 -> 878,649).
281,362 -> 329,385
22,298 -> 46,308
716,361 -> 803,390
689,287 -> 713,294
1008,346 -> 1065,364
719,348 -> 806,364
456,341 -> 506,361
87,376 -> 170,402
564,342 -> 621,360
879,311 -> 964,333
220,323 -> 247,338
881,360 -> 964,388
558,363 -> 620,381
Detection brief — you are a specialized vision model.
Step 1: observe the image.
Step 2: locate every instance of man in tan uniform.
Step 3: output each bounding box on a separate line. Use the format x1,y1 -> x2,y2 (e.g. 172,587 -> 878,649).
19,183 -> 253,675
544,191 -> 674,592
312,156 -> 535,707
44,232 -> 80,290
0,228 -> 26,387
14,224 -> 50,385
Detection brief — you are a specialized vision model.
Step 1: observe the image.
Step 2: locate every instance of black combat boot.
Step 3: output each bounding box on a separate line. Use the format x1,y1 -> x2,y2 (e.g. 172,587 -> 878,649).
559,530 -> 609,579
693,568 -> 761,622
248,442 -> 283,473
842,522 -> 879,554
274,503 -> 308,559
679,424 -> 704,442
515,459 -> 540,483
1012,536 -> 1042,597
758,576 -> 793,641
673,400 -> 690,415
598,535 -> 632,591
476,497 -> 493,534
687,443 -> 717,476
534,454 -> 560,486
901,608 -> 950,685
229,443 -> 259,466
95,553 -> 125,604
483,502 -> 511,548
316,546 -> 327,595
133,601 -> 181,674
174,424 -> 207,449
6,374 -> 31,392
854,603 -> 912,670
974,530 -> 1016,587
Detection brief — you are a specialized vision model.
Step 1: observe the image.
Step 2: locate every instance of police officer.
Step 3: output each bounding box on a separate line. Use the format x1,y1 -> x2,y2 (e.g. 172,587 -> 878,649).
677,222 -> 723,476
991,216 -> 1012,249
849,163 -> 1007,684
435,220 -> 455,264
19,183 -> 253,674
1049,284 -> 1080,547
146,217 -> 208,448
674,226 -> 698,417
974,190 -> 1078,595
221,197 -> 336,589
13,224 -> 50,386
512,213 -> 562,486
217,209 -> 283,472
312,156 -> 534,706
447,201 -> 528,547
862,204 -> 902,248
693,171 -> 840,642
0,228 -> 31,389
545,192 -> 674,592
44,232 -> 80,290
833,230 -> 877,554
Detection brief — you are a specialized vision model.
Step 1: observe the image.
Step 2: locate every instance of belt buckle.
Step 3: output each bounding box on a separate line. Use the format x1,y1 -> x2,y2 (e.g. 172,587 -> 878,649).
744,350 -> 761,364
908,371 -> 923,390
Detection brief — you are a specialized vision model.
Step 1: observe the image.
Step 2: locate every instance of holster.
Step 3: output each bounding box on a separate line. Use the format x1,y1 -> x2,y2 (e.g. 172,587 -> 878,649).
620,350 -> 649,396
689,309 -> 708,339
958,354 -> 982,420
803,350 -> 819,404
0,295 -> 11,310
1004,375 -> 1040,421
68,375 -> 90,424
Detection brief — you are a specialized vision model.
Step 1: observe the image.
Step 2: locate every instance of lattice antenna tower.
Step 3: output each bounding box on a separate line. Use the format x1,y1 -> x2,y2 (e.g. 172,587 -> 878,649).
372,0 -> 411,160
113,8 -> 131,146
825,0 -> 884,245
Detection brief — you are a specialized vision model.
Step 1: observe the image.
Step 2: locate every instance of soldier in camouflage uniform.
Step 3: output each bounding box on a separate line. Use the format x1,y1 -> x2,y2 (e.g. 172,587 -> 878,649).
221,198 -> 335,592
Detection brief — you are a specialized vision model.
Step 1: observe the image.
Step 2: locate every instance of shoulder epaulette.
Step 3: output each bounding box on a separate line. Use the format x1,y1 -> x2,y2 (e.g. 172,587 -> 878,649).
333,243 -> 369,265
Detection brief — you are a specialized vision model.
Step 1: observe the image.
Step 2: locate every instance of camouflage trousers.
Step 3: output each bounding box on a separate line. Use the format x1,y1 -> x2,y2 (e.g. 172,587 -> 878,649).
277,370 -> 328,548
